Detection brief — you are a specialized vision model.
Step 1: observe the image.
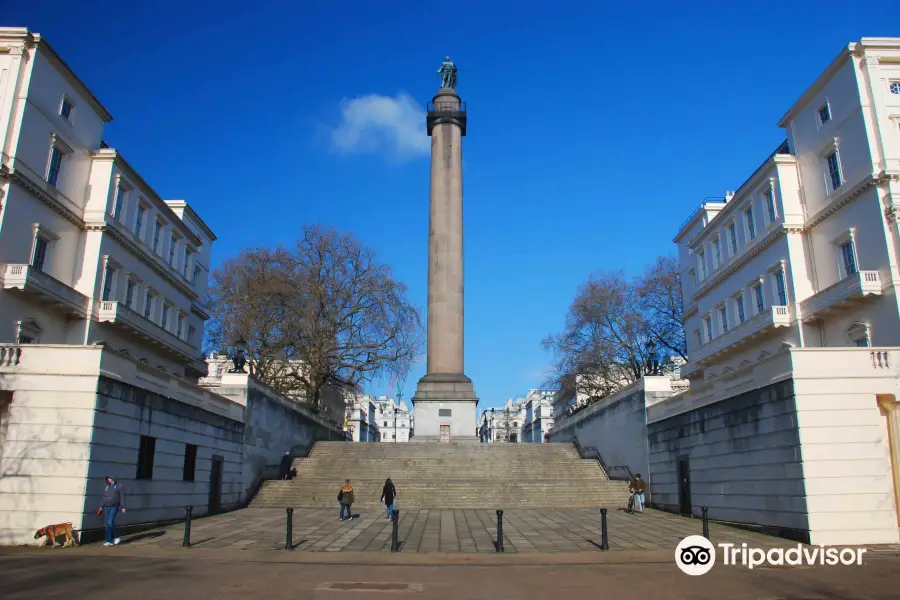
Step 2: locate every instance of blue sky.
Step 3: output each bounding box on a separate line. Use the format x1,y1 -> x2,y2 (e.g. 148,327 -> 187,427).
7,1 -> 896,409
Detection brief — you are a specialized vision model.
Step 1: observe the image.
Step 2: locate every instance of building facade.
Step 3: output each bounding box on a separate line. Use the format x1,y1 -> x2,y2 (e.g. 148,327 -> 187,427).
374,396 -> 413,442
655,38 -> 900,545
344,395 -> 380,442
521,389 -> 556,443
0,28 -> 343,544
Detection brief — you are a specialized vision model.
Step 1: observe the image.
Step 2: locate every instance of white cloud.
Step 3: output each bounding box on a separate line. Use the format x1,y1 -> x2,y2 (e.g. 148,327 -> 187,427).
330,92 -> 430,159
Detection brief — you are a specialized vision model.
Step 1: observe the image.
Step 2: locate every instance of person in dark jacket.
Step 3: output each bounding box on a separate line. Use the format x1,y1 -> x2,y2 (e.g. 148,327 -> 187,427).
380,478 -> 397,520
98,475 -> 125,546
280,451 -> 292,480
339,480 -> 354,521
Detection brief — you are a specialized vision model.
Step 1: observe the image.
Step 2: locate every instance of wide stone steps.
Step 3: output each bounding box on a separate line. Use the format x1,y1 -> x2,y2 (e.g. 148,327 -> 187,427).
251,442 -> 631,510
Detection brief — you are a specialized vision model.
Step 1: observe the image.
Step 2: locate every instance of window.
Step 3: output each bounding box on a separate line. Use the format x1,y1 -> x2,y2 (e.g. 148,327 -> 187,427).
18,335 -> 34,344
753,284 -> 765,313
697,249 -> 707,279
703,317 -> 712,341
152,221 -> 162,253
840,240 -> 857,277
136,435 -> 156,480
827,151 -> 842,191
32,236 -> 49,271
47,146 -> 64,187
736,296 -> 746,324
848,323 -> 870,347
144,293 -> 154,319
695,329 -> 701,347
113,185 -> 127,220
818,103 -> 831,124
384,421 -> 388,427
193,266 -> 201,284
775,269 -> 788,305
183,444 -> 197,482
102,267 -> 116,301
188,326 -> 196,343
728,223 -> 738,255
391,434 -> 395,440
125,279 -> 135,307
713,237 -> 722,268
890,82 -> 900,95
438,409 -> 452,417
745,208 -> 756,240
177,315 -> 185,338
161,304 -> 170,328
60,97 -> 75,121
183,248 -> 191,278
719,306 -> 729,333
134,204 -> 145,237
766,188 -> 777,223
169,237 -> 178,266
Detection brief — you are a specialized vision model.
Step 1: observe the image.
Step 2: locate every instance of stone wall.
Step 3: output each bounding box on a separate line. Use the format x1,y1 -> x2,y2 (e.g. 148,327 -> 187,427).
550,378 -> 668,489
84,376 -> 245,530
647,379 -> 810,541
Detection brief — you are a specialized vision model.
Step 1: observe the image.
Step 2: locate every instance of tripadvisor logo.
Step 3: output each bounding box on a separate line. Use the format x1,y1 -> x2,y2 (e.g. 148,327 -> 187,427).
675,536 -> 866,575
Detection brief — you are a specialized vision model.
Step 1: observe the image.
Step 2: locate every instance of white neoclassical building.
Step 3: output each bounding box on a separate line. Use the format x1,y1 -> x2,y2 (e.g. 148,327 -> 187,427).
0,28 -> 342,545
374,396 -> 413,442
521,389 -> 556,443
651,37 -> 900,546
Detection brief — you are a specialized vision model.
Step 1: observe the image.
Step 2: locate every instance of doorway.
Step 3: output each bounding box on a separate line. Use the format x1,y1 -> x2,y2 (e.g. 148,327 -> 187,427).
439,425 -> 451,443
677,455 -> 692,516
208,455 -> 223,514
878,395 -> 900,527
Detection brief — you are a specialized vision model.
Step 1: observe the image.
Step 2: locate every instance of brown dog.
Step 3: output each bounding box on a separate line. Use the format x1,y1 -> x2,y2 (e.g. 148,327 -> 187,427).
34,523 -> 78,547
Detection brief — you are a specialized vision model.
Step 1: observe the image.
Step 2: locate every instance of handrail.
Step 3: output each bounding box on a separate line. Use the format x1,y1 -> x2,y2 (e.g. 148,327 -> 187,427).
573,435 -> 634,482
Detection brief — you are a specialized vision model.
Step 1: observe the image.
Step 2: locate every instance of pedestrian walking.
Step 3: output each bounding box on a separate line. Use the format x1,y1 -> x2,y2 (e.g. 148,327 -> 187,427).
279,451 -> 292,480
98,475 -> 125,546
629,473 -> 646,513
380,477 -> 397,520
338,479 -> 354,521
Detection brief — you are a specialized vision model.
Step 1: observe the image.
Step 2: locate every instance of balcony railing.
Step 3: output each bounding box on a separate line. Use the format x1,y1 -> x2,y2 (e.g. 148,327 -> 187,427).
690,305 -> 792,365
2,264 -> 89,316
96,301 -> 198,361
800,270 -> 882,322
426,101 -> 467,136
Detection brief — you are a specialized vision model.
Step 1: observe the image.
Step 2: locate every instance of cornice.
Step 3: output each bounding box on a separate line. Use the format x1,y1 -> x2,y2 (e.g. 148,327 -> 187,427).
10,169 -> 84,227
692,226 -> 785,302
804,175 -> 876,230
100,221 -> 199,300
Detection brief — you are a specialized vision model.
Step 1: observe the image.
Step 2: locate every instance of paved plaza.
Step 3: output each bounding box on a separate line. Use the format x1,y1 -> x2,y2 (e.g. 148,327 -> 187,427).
117,507 -> 786,553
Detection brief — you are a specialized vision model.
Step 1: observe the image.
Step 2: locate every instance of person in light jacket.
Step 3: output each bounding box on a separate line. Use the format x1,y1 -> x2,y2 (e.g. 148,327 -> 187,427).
380,478 -> 397,520
339,480 -> 354,521
98,475 -> 126,546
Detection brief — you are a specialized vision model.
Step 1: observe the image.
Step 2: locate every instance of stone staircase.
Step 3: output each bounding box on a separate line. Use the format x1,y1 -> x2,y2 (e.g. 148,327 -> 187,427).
253,442 -> 631,509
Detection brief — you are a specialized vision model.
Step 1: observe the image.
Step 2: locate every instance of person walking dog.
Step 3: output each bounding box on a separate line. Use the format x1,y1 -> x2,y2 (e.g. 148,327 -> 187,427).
98,475 -> 125,546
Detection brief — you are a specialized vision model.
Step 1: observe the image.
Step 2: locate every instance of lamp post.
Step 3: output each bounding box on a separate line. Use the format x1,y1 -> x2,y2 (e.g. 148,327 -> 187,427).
229,336 -> 248,373
489,408 -> 495,443
645,340 -> 659,376
393,407 -> 399,443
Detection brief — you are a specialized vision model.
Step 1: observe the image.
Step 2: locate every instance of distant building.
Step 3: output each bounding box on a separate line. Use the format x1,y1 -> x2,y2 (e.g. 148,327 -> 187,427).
374,396 -> 413,442
344,395 -> 380,442
521,389 -> 555,443
479,389 -> 557,443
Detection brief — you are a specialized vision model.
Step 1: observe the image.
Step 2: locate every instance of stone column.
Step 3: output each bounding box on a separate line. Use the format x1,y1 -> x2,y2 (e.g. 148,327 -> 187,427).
411,87 -> 478,443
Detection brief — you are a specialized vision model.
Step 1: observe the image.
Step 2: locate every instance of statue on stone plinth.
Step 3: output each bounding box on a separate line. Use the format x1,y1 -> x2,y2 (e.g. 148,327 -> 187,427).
437,56 -> 458,89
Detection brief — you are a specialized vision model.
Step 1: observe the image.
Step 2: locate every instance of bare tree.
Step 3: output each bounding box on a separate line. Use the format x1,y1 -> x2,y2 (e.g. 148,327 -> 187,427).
543,255 -> 685,402
635,255 -> 686,361
207,225 -> 423,408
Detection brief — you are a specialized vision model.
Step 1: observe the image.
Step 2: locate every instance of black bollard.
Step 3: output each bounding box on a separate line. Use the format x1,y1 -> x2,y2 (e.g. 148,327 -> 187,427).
702,506 -> 709,540
391,509 -> 400,552
182,506 -> 193,547
600,508 -> 609,550
496,510 -> 504,553
285,508 -> 294,550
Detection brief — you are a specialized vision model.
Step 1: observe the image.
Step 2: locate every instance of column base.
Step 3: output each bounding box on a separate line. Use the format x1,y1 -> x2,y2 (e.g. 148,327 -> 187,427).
411,373 -> 479,443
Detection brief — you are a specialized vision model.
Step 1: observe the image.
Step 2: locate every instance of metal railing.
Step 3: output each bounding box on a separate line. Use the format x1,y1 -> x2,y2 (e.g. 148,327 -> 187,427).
573,435 -> 634,481
427,101 -> 466,113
